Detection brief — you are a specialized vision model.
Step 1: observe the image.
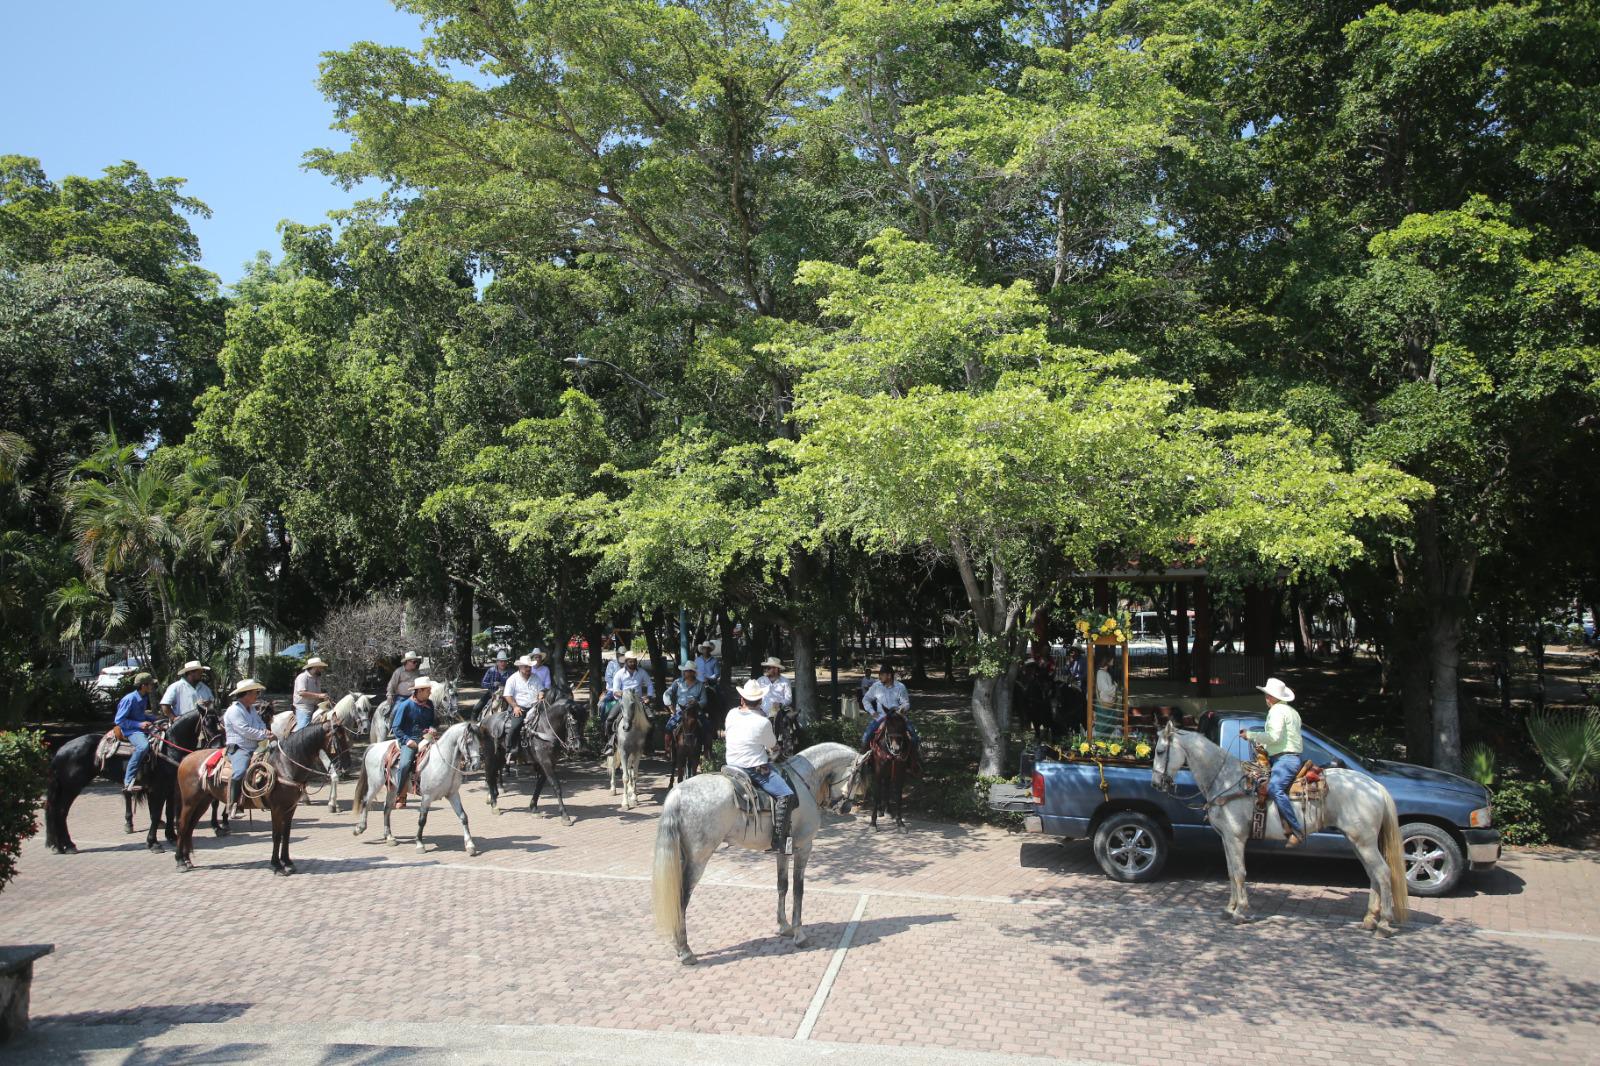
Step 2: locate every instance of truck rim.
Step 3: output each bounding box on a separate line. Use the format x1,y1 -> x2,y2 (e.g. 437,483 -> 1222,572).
1108,824 -> 1156,876
1402,833 -> 1450,888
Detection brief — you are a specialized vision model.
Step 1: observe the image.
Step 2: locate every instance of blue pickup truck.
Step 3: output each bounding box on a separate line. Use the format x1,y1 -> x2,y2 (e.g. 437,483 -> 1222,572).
991,711 -> 1502,896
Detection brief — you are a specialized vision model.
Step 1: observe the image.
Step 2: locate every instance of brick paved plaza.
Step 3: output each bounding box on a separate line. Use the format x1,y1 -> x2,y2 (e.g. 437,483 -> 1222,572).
4,752 -> 1598,1064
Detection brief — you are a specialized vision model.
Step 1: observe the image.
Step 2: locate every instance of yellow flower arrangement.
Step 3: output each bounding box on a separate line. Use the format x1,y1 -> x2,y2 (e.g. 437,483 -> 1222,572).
1108,743 -> 1123,756
1136,742 -> 1152,758
1078,742 -> 1091,754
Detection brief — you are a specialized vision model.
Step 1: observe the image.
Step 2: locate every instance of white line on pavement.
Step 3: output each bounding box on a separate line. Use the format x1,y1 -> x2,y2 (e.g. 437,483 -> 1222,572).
795,892 -> 868,1041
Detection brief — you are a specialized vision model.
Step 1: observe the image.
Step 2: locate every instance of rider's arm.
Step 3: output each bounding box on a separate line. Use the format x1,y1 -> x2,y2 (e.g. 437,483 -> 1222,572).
1247,706 -> 1286,748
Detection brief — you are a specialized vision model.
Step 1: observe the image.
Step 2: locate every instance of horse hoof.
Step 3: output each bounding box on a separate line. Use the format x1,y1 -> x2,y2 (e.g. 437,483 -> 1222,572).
467,845 -> 480,857
563,817 -> 575,827
1360,916 -> 1378,931
328,803 -> 340,815
1373,923 -> 1397,939
677,950 -> 697,966
416,843 -> 427,854
178,860 -> 193,872
792,931 -> 808,948
1231,912 -> 1252,925
124,823 -> 134,835
148,842 -> 164,853
387,836 -> 398,846
214,826 -> 228,838
273,866 -> 290,877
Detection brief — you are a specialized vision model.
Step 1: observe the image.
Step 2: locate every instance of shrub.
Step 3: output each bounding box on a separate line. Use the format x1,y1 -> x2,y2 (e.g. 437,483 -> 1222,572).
256,654 -> 304,694
0,730 -> 49,893
1342,728 -> 1401,763
1526,708 -> 1600,792
1493,776 -> 1562,846
1464,743 -> 1496,788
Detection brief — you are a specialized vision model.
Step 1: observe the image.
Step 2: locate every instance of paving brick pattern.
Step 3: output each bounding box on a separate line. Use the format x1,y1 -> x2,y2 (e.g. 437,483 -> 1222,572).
4,754 -> 1597,1064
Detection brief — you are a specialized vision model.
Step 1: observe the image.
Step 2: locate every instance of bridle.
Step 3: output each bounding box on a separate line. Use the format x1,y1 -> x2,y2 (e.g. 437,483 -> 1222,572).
1153,728 -> 1254,813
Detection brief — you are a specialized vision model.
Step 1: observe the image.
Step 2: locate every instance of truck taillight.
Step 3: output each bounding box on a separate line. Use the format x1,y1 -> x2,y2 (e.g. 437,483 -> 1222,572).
1031,771 -> 1044,805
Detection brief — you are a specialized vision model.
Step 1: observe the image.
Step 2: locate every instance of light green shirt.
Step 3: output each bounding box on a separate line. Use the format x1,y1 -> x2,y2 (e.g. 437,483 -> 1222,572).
1248,701 -> 1303,757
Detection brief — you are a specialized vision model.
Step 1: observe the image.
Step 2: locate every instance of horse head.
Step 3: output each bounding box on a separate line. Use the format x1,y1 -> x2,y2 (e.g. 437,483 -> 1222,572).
1151,719 -> 1188,793
455,720 -> 482,770
835,751 -> 874,814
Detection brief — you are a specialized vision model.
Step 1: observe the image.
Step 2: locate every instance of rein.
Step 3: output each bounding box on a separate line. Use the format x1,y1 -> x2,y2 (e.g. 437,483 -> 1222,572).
1156,733 -> 1256,814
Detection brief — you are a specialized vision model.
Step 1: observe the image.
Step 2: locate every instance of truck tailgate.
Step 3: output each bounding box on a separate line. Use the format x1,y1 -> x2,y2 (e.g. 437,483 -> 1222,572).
987,780 -> 1034,813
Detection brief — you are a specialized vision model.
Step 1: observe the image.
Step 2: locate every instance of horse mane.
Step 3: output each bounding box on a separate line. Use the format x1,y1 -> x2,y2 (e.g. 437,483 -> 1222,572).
169,709 -> 204,749
281,720 -> 328,764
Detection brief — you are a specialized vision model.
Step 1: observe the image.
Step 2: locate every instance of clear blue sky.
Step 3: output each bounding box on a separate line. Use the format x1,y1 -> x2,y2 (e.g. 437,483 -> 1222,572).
1,1 -> 424,285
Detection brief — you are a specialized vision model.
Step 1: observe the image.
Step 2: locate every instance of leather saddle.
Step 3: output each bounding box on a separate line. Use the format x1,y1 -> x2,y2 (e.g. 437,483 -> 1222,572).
198,748 -> 272,806
383,734 -> 437,798
95,727 -> 132,769
1247,748 -> 1327,839
722,765 -> 783,817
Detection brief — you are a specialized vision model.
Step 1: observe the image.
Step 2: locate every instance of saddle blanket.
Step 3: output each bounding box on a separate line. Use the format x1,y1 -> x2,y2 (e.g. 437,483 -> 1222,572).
721,765 -> 791,817
95,729 -> 133,768
199,749 -> 230,791
382,736 -> 437,798
1248,761 -> 1327,840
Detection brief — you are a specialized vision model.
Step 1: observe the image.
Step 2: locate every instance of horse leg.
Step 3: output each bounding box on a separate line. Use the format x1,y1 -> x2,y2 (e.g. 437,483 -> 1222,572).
175,785 -> 206,871
485,743 -> 501,813
528,756 -> 543,813
280,795 -> 297,874
383,787 -> 398,845
894,765 -> 905,830
1220,833 -> 1250,920
448,791 -> 479,856
145,788 -> 163,852
790,838 -> 812,947
415,793 -> 431,853
544,758 -> 575,826
211,796 -> 229,837
124,790 -> 135,834
1351,834 -> 1395,936
270,802 -> 289,876
775,848 -> 791,937
327,767 -> 340,815
870,766 -> 882,830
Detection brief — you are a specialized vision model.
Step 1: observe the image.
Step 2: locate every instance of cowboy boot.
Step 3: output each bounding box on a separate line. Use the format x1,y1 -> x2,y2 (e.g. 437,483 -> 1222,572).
228,778 -> 245,815
770,795 -> 795,855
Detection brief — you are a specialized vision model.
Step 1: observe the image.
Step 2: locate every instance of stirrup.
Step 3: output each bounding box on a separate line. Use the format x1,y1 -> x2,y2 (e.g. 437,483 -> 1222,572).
1285,831 -> 1304,848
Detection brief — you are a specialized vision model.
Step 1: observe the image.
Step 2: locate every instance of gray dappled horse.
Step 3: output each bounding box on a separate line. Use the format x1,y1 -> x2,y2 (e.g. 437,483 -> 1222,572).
370,680 -> 455,745
652,742 -> 870,964
1152,721 -> 1409,935
270,693 -> 371,813
353,720 -> 482,856
480,684 -> 579,825
604,688 -> 651,810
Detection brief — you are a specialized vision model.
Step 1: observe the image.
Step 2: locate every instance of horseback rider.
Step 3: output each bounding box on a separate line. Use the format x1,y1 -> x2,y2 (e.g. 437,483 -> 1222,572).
115,672 -> 159,794
502,653 -> 548,759
1241,677 -> 1306,847
391,675 -> 437,797
724,678 -> 797,854
600,650 -> 654,755
756,656 -> 792,732
474,650 -> 513,720
599,645 -> 626,740
693,641 -> 721,686
386,652 -> 423,715
159,660 -> 213,720
663,660 -> 707,745
223,678 -> 272,814
292,656 -> 330,730
861,663 -> 919,755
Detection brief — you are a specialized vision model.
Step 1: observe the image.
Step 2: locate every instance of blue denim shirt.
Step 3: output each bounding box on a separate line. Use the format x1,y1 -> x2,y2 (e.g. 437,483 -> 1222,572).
480,664 -> 513,691
114,689 -> 152,734
390,697 -> 435,746
665,677 -> 707,710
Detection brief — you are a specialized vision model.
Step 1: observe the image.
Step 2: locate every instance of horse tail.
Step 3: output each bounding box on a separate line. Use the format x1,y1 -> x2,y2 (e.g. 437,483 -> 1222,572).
1378,787 -> 1408,925
353,758 -> 369,818
652,788 -> 687,944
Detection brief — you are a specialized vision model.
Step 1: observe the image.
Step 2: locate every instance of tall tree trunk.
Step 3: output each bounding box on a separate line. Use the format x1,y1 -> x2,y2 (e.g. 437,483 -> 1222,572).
1290,588 -> 1310,665
585,621 -> 604,712
793,621 -> 819,725
642,608 -> 666,689
909,626 -> 928,684
971,676 -> 1006,777
448,579 -> 474,678
1398,638 -> 1433,765
1428,607 -> 1466,773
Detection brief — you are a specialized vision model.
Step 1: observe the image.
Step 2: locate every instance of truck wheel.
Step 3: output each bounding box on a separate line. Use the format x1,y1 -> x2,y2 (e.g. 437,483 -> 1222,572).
1093,811 -> 1168,883
1400,822 -> 1464,896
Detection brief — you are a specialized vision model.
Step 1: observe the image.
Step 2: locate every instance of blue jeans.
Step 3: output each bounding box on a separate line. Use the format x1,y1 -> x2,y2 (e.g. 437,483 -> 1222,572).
744,764 -> 793,801
124,730 -> 149,788
1269,752 -> 1306,837
229,746 -> 253,781
393,743 -> 417,793
295,706 -> 314,730
861,715 -> 919,748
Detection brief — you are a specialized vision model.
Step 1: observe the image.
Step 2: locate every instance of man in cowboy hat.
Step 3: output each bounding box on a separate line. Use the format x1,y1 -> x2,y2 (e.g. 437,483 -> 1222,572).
292,656 -> 331,730
693,640 -> 721,686
525,648 -> 553,693
475,650 -> 514,721
386,652 -> 423,715
502,655 -> 546,761
223,678 -> 273,814
600,649 -> 654,755
390,675 -> 437,798
662,659 -> 707,745
114,672 -> 159,793
861,662 -> 918,746
755,657 -> 792,720
1241,677 -> 1307,847
724,677 -> 796,853
160,661 -> 214,720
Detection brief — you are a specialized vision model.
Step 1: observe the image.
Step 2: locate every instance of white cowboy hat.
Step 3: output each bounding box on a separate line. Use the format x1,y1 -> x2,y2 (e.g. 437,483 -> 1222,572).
230,678 -> 266,698
530,648 -> 546,658
180,660 -> 208,674
495,650 -> 510,660
699,641 -> 715,651
737,678 -> 765,702
1257,678 -> 1296,703
761,657 -> 783,670
304,657 -> 329,669
679,660 -> 698,672
411,676 -> 436,692
623,649 -> 640,660
515,655 -> 534,668
401,651 -> 422,663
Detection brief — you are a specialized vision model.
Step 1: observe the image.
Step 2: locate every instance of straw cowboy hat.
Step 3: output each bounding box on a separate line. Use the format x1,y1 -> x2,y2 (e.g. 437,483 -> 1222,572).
761,657 -> 784,670
304,657 -> 329,670
530,648 -> 546,658
515,655 -> 534,668
623,649 -> 640,661
699,641 -> 715,652
1258,678 -> 1296,703
680,660 -> 698,673
737,678 -> 766,702
179,660 -> 209,675
230,678 -> 266,698
411,676 -> 436,693
495,650 -> 510,661
401,651 -> 422,664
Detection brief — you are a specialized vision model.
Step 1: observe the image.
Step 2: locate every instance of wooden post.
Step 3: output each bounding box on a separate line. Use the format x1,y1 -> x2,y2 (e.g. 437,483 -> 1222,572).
1193,580 -> 1212,698
1174,581 -> 1190,683
1122,640 -> 1130,736
1085,642 -> 1095,735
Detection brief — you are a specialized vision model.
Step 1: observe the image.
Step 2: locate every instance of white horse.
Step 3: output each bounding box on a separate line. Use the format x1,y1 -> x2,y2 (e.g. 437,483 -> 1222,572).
370,681 -> 455,743
652,742 -> 870,965
353,721 -> 482,856
604,688 -> 650,810
1152,721 -> 1409,935
269,693 -> 372,813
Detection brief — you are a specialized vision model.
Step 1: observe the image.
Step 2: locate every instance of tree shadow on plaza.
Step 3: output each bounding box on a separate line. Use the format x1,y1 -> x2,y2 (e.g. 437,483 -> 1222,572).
1009,901 -> 1600,1041
687,911 -> 959,967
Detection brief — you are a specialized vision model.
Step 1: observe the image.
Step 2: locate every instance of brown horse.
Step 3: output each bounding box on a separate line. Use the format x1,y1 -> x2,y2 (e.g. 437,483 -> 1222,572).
666,702 -> 705,787
171,720 -> 349,875
868,711 -> 915,830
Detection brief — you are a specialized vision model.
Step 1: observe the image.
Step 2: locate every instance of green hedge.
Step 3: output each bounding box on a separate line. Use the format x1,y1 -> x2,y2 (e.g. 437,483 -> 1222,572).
1493,776 -> 1562,846
0,730 -> 49,892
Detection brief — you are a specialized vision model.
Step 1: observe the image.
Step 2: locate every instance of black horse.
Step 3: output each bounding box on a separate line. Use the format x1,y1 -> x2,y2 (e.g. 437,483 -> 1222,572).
44,712 -> 195,855
481,684 -> 580,825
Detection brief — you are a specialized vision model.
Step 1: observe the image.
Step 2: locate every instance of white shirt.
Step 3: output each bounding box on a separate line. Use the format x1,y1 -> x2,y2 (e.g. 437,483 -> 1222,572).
1095,667 -> 1119,705
609,665 -> 654,699
756,674 -> 792,716
292,669 -> 326,712
504,670 -> 541,710
223,700 -> 272,751
724,707 -> 777,768
160,677 -> 214,717
864,680 -> 910,717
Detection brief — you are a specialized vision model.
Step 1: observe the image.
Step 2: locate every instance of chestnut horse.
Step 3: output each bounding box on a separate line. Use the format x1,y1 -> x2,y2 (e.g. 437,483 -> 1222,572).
171,721 -> 349,875
666,701 -> 705,787
868,710 -> 915,830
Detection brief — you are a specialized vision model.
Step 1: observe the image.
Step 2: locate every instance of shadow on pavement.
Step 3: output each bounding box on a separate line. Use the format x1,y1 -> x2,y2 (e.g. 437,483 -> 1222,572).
689,912 -> 958,967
